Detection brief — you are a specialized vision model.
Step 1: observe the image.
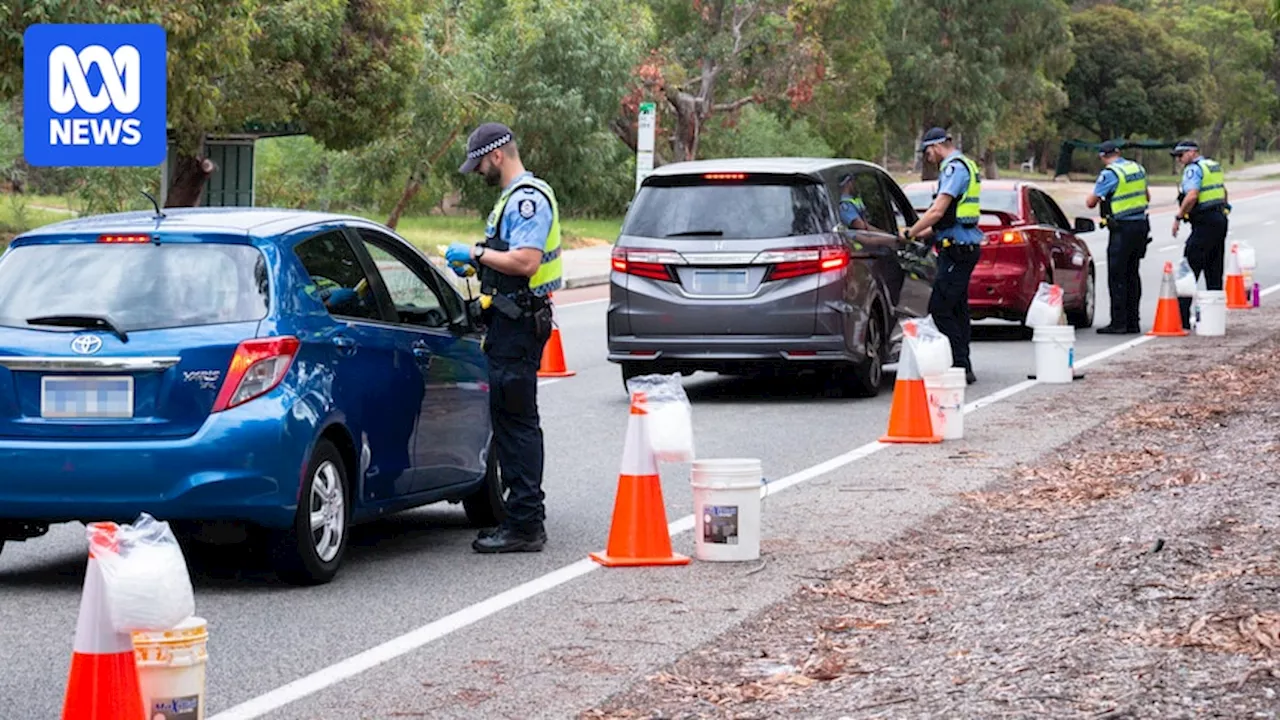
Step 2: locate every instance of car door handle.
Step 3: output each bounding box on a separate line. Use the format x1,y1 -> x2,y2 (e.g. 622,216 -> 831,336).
332,336 -> 357,355
412,340 -> 432,363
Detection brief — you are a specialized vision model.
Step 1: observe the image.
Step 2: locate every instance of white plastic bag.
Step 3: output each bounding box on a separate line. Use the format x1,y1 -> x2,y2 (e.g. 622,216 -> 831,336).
1025,282 -> 1065,327
903,315 -> 953,377
1175,258 -> 1197,297
1237,241 -> 1257,271
89,513 -> 195,633
625,373 -> 695,462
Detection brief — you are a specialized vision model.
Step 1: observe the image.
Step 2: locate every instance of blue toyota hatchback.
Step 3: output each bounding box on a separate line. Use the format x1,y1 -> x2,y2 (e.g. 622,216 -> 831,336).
0,208 -> 501,585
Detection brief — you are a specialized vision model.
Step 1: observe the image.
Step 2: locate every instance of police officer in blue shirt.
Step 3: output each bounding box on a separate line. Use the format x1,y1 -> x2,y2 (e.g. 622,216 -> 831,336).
837,173 -> 871,231
903,128 -> 982,385
1086,140 -> 1150,334
1171,139 -> 1230,329
446,123 -> 560,553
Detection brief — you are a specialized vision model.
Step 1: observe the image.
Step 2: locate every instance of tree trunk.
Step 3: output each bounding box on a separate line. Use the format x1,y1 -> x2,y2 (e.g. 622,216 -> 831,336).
1204,116 -> 1228,160
1244,119 -> 1257,162
386,174 -> 422,231
982,147 -> 999,180
164,153 -> 216,208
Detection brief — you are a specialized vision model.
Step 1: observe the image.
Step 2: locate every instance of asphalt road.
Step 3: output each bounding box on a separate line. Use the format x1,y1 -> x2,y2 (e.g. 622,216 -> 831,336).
1,187 -> 1278,719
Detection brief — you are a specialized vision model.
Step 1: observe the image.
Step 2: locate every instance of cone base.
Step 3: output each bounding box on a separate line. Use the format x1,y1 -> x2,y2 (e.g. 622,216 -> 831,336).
1146,328 -> 1188,337
589,550 -> 691,567
537,369 -> 577,378
1227,302 -> 1251,310
62,651 -> 145,720
880,434 -> 943,444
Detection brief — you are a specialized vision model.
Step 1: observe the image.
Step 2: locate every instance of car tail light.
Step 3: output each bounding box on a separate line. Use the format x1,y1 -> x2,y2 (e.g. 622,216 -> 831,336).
212,336 -> 301,412
985,230 -> 1026,246
611,247 -> 683,282
98,234 -> 151,243
760,246 -> 850,281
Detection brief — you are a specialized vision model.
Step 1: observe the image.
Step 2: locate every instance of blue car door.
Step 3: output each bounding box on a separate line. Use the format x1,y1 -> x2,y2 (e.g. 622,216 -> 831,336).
346,226 -> 491,494
291,229 -> 421,503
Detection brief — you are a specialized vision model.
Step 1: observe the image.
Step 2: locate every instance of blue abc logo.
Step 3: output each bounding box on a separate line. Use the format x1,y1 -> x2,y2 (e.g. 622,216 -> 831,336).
23,24 -> 167,167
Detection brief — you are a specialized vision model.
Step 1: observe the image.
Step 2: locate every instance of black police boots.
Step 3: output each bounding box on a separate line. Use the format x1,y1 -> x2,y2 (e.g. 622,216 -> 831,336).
473,524 -> 546,553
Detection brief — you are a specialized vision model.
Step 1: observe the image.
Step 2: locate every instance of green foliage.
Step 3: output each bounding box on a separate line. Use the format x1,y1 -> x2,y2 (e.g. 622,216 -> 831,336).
698,105 -> 835,158
1061,5 -> 1208,139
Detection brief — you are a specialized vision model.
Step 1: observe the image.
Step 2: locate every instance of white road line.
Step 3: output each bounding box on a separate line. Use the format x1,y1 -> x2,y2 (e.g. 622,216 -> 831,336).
1157,244 -> 1180,252
210,284 -> 1280,720
557,297 -> 608,308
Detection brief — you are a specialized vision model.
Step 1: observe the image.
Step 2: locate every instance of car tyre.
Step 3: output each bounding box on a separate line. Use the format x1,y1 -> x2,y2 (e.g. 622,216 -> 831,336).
620,361 -> 645,394
1066,264 -> 1095,328
463,444 -> 507,528
842,311 -> 885,398
271,439 -> 350,586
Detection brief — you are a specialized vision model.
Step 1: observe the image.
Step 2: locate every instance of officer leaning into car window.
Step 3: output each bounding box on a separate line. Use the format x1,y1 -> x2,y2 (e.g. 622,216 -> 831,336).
902,127 -> 982,386
445,122 -> 560,554
1171,139 -> 1230,329
837,173 -> 870,231
1086,140 -> 1151,335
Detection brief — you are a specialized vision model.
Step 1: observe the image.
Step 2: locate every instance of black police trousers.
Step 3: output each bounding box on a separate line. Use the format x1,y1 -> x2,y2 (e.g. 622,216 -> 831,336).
929,243 -> 981,372
1105,217 -> 1150,331
485,308 -> 553,532
1178,207 -> 1229,329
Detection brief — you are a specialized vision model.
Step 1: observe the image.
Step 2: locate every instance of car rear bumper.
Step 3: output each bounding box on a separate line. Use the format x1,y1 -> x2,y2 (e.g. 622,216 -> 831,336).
0,397 -> 313,530
968,267 -> 1033,319
608,334 -> 856,370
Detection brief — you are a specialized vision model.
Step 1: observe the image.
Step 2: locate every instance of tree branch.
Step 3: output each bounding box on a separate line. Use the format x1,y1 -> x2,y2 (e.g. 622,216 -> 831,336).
712,95 -> 757,113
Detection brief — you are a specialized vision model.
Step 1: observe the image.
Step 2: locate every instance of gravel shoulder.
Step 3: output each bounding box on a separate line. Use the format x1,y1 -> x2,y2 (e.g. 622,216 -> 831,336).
582,315 -> 1280,719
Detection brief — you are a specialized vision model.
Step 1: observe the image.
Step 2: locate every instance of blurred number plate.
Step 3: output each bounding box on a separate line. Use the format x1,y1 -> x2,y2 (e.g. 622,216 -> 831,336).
692,270 -> 749,294
41,376 -> 134,419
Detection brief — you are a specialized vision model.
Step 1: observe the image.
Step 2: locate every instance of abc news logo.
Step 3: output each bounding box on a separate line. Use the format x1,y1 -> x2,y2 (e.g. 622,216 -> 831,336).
23,24 -> 166,167
48,44 -> 144,147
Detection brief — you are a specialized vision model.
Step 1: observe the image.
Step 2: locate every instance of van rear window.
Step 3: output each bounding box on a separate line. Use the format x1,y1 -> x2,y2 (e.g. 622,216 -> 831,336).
0,243 -> 269,332
621,179 -> 830,240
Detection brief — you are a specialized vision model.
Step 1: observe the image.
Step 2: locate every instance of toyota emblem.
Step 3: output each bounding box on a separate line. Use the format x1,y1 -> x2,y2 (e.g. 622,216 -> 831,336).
70,335 -> 103,355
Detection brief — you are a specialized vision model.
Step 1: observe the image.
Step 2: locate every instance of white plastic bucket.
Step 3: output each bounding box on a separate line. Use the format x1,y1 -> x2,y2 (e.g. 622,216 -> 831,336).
1032,325 -> 1075,384
923,368 -> 966,440
1195,290 -> 1226,336
691,459 -> 762,562
133,616 -> 208,720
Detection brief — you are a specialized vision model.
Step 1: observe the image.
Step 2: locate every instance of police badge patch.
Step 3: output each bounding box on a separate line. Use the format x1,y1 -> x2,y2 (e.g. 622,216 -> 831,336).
518,198 -> 536,219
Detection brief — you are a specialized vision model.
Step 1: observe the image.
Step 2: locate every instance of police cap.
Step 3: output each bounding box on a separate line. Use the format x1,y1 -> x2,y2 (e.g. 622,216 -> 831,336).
919,127 -> 949,151
1170,139 -> 1199,156
1098,140 -> 1122,156
459,122 -> 514,174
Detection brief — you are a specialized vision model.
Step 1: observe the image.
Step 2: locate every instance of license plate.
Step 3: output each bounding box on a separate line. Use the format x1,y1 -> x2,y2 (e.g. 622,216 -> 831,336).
691,269 -> 750,295
41,376 -> 134,419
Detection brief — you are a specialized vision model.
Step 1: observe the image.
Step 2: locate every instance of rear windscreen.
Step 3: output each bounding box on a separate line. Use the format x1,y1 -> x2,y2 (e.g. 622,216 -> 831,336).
0,243 -> 270,332
621,180 -> 830,240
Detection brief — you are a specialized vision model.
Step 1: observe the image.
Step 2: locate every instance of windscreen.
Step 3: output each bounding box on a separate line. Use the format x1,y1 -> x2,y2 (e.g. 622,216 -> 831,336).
0,242 -> 270,332
621,178 -> 830,240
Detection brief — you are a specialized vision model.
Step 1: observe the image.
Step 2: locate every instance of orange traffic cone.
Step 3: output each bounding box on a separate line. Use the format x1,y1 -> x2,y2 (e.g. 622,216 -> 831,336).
538,294 -> 576,378
1148,261 -> 1189,337
1225,243 -> 1250,310
590,392 -> 690,567
62,522 -> 145,720
880,324 -> 942,444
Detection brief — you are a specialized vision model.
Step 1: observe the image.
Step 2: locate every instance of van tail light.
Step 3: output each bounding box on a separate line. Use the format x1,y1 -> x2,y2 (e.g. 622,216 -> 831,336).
212,337 -> 300,412
760,246 -> 850,281
611,247 -> 683,282
985,230 -> 1026,246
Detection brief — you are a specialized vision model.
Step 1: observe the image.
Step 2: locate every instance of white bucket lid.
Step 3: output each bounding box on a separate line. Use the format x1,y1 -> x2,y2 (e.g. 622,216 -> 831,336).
691,458 -> 762,489
1033,325 -> 1076,339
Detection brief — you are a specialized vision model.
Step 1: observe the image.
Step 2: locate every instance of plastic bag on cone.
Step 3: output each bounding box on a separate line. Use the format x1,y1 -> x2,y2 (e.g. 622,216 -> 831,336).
1025,282 -> 1065,327
89,513 -> 195,633
625,373 -> 695,462
903,315 -> 953,377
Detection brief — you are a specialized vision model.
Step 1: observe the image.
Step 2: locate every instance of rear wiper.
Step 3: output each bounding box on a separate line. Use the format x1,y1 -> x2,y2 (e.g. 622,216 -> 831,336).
26,314 -> 129,343
665,229 -> 725,237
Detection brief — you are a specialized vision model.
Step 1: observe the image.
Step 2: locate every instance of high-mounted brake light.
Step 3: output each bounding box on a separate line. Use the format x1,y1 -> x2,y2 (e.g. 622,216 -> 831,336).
211,336 -> 301,412
703,173 -> 747,180
98,234 -> 151,244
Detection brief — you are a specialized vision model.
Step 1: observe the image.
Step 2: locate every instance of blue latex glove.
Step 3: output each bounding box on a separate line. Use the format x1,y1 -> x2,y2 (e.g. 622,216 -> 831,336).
320,287 -> 357,309
445,242 -> 475,267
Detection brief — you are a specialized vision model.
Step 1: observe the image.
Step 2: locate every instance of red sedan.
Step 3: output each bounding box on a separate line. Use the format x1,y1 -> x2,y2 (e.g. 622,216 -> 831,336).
903,179 -> 1097,329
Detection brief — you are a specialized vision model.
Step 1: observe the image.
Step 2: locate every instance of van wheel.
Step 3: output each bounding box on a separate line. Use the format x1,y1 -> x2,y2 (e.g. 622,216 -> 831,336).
463,444 -> 507,528
271,439 -> 350,586
843,312 -> 885,398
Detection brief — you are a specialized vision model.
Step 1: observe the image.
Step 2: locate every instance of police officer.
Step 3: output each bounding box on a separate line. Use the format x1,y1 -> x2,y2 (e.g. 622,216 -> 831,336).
446,122 -> 561,553
903,127 -> 982,385
1086,140 -> 1150,334
1170,140 -> 1230,329
837,173 -> 871,231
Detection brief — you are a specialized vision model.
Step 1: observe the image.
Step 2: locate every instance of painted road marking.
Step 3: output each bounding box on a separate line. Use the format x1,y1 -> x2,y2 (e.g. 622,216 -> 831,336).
210,280 -> 1280,720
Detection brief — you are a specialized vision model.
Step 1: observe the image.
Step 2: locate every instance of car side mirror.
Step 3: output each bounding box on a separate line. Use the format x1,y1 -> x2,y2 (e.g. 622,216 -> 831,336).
1074,217 -> 1096,233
